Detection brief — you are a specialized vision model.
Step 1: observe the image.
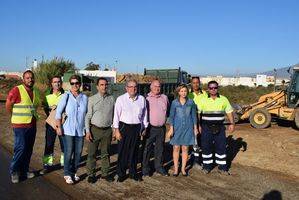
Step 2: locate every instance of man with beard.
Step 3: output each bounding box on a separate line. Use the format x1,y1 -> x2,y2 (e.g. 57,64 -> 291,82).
6,70 -> 40,183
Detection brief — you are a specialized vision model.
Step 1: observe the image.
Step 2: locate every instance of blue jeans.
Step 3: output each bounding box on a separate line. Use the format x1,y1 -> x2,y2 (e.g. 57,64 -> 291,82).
10,126 -> 36,175
63,135 -> 84,176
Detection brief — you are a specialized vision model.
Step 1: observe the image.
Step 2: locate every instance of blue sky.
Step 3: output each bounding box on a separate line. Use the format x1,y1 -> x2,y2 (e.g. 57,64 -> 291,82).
0,0 -> 298,75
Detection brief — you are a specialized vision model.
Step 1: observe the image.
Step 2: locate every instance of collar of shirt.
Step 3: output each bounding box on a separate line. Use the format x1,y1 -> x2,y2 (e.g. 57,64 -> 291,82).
98,92 -> 107,99
208,93 -> 220,98
147,92 -> 161,98
125,92 -> 138,101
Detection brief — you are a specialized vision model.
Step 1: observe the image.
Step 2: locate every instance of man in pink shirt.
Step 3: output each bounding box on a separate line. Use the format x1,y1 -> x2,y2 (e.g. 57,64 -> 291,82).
142,79 -> 169,177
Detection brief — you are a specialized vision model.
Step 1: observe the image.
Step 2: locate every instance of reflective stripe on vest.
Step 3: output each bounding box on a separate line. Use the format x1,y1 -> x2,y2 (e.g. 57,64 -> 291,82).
201,111 -> 225,123
11,85 -> 39,124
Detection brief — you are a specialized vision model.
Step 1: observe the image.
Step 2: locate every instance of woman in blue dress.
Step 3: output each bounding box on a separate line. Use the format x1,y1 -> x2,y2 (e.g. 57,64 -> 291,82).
168,84 -> 198,176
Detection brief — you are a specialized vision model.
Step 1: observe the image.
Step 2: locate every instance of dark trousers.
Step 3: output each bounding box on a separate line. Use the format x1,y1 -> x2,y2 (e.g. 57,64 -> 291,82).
193,134 -> 201,164
86,125 -> 112,177
142,125 -> 166,174
117,122 -> 141,177
201,124 -> 227,171
10,126 -> 36,175
44,123 -> 64,156
63,135 -> 84,176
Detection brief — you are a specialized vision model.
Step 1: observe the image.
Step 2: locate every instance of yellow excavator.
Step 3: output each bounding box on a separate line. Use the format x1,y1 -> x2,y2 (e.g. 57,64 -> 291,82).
235,66 -> 299,129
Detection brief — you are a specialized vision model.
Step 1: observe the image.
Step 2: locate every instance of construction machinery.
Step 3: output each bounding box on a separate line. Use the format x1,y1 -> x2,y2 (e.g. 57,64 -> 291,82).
235,66 -> 299,129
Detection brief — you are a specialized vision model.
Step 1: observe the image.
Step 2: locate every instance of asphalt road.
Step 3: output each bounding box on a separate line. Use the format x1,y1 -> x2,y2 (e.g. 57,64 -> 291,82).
0,145 -> 71,200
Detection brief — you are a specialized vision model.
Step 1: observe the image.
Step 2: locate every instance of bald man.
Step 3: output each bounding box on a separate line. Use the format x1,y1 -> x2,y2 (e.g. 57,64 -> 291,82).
142,79 -> 169,177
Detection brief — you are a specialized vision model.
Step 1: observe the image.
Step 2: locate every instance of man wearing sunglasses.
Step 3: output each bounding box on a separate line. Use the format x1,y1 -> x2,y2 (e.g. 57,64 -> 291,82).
197,80 -> 235,175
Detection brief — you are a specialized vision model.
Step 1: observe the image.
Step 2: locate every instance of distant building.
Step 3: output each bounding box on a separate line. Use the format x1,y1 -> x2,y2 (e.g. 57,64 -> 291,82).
256,75 -> 267,87
201,74 -> 287,87
78,70 -> 117,83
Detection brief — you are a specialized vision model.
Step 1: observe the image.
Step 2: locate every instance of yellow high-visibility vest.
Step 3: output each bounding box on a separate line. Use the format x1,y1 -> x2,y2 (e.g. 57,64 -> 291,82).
45,91 -> 63,108
11,85 -> 40,124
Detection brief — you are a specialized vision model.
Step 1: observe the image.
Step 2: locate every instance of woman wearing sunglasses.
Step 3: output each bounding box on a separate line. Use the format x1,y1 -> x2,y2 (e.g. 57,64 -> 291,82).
55,74 -> 88,184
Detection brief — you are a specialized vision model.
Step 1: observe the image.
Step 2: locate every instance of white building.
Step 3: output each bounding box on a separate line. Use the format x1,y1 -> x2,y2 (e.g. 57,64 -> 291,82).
200,74 -> 281,87
256,74 -> 267,87
78,70 -> 117,83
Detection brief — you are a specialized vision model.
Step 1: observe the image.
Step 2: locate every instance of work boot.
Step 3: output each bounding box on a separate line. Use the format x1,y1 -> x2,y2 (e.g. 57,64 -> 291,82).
11,172 -> 19,184
39,168 -> 49,175
201,168 -> 211,174
218,169 -> 231,176
26,172 -> 35,179
60,154 -> 64,167
87,175 -> 97,184
102,175 -> 114,182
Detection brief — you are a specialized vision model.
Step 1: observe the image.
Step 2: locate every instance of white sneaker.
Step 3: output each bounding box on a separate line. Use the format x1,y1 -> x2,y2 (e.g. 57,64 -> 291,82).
74,174 -> 80,182
64,176 -> 74,184
11,172 -> 19,184
26,172 -> 35,179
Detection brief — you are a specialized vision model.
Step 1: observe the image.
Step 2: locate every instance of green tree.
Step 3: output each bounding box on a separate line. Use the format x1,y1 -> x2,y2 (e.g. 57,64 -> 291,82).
33,57 -> 76,85
84,62 -> 100,70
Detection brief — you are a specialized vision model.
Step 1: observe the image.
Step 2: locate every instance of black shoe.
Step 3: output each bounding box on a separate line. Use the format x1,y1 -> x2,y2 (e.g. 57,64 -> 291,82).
117,176 -> 126,182
218,169 -> 231,176
173,173 -> 179,177
87,175 -> 97,183
201,168 -> 211,174
142,172 -> 150,178
102,175 -> 114,182
129,174 -> 143,182
156,169 -> 169,176
181,172 -> 188,177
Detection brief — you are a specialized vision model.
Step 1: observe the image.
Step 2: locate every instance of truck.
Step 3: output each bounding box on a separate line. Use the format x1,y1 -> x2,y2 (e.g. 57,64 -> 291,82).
235,66 -> 299,129
63,67 -> 192,101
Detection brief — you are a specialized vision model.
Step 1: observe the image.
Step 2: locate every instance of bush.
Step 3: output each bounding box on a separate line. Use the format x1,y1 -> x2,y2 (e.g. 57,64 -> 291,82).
33,57 -> 76,86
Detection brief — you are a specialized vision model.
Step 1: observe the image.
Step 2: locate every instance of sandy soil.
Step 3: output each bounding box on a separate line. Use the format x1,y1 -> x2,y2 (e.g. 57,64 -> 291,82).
0,103 -> 298,200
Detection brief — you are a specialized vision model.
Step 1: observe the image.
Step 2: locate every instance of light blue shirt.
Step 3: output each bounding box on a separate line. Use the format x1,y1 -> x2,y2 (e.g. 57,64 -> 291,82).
55,91 -> 88,137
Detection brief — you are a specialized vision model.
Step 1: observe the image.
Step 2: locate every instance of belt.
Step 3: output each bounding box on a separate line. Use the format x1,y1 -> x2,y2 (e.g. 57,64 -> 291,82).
150,124 -> 165,128
119,121 -> 141,127
91,124 -> 111,130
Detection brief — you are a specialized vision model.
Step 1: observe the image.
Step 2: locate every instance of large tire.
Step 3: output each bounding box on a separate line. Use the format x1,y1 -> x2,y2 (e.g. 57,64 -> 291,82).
249,108 -> 271,129
294,108 -> 299,129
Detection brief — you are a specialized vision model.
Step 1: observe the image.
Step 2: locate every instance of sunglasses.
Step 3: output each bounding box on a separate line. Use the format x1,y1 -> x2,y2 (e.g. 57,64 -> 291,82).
208,87 -> 218,90
70,82 -> 80,85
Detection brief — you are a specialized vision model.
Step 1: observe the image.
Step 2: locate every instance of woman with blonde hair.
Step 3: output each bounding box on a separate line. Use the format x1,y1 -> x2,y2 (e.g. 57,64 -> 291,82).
168,84 -> 198,176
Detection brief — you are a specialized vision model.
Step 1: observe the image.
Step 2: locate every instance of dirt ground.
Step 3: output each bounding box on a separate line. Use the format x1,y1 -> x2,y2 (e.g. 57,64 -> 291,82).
0,102 -> 298,200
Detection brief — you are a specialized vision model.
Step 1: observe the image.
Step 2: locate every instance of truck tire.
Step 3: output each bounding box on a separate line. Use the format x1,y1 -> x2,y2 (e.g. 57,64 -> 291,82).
294,108 -> 299,129
249,108 -> 271,129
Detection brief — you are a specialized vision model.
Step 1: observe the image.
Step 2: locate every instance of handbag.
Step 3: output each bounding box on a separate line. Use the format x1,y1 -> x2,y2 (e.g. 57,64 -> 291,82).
45,93 -> 69,129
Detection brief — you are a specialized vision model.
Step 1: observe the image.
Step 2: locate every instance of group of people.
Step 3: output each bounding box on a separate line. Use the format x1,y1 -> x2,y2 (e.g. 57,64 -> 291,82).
6,70 -> 235,185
